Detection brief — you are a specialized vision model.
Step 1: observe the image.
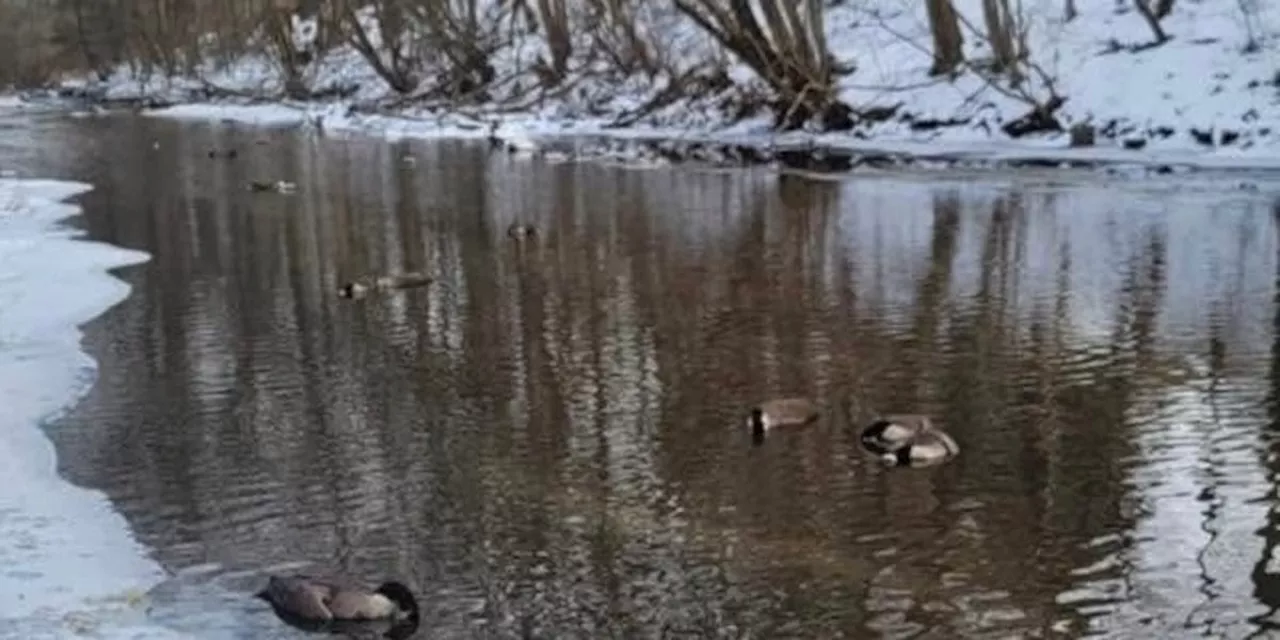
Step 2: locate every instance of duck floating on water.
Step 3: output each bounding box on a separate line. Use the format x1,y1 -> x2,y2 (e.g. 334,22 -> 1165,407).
507,223 -> 537,240
860,414 -> 960,468
747,397 -> 820,445
247,180 -> 297,194
337,272 -> 433,299
255,574 -> 420,638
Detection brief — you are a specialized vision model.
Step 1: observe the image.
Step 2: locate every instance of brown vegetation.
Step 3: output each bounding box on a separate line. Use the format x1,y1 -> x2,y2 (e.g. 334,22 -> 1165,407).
672,0 -> 852,129
0,0 -> 862,131
0,0 -> 1086,137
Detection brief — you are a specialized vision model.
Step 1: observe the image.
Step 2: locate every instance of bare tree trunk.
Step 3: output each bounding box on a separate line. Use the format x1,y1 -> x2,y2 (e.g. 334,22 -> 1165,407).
675,0 -> 849,129
534,0 -> 572,83
264,4 -> 309,98
1153,0 -> 1174,19
69,0 -> 105,78
342,0 -> 417,94
982,0 -> 1016,74
1063,0 -> 1077,21
1133,0 -> 1168,44
924,0 -> 963,76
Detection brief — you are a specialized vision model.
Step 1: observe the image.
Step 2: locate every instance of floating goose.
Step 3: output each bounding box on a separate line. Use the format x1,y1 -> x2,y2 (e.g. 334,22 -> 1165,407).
747,397 -> 819,445
486,122 -> 541,156
247,180 -> 296,193
860,414 -> 959,467
255,574 -> 419,638
337,272 -> 433,299
507,223 -> 537,240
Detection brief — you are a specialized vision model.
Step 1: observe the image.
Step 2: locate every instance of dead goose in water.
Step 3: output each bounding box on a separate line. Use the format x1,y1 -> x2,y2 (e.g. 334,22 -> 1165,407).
747,397 -> 819,445
255,574 -> 420,637
860,414 -> 959,467
337,272 -> 433,299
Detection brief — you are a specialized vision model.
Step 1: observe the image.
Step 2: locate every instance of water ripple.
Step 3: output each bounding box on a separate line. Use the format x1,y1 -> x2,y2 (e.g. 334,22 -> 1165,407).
11,118 -> 1280,637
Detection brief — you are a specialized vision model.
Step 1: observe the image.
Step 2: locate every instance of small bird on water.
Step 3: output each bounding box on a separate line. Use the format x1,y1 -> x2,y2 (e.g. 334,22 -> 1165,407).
337,272 -> 433,299
247,180 -> 297,194
747,397 -> 820,445
255,574 -> 420,638
507,223 -> 537,240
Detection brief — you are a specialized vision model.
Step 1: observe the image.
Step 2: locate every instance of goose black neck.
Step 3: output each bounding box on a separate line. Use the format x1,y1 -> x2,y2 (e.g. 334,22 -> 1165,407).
894,446 -> 913,466
750,410 -> 765,445
860,420 -> 893,454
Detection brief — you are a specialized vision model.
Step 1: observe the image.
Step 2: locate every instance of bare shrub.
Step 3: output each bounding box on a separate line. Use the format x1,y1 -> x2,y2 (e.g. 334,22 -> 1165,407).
257,5 -> 313,98
338,0 -> 420,93
925,1 -> 1067,136
674,0 -> 851,130
529,0 -> 573,85
0,0 -> 60,87
1132,0 -> 1171,46
403,0 -> 508,101
584,0 -> 661,78
52,0 -> 125,80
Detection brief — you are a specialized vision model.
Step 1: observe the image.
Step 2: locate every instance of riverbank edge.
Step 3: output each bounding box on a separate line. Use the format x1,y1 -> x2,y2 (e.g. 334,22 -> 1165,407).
13,88 -> 1277,179
0,177 -> 166,623
130,97 -> 1280,179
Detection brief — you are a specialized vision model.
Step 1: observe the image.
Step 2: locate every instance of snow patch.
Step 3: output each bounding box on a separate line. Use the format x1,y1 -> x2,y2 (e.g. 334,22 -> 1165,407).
0,178 -> 169,629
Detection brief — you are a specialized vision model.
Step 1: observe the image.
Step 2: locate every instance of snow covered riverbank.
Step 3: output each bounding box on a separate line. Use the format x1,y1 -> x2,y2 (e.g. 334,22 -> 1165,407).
0,174 -> 313,638
0,177 -> 171,635
32,0 -> 1280,173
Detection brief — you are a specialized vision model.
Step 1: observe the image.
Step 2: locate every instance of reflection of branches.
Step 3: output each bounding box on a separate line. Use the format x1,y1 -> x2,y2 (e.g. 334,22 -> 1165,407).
907,193 -> 961,402
1249,201 -> 1280,625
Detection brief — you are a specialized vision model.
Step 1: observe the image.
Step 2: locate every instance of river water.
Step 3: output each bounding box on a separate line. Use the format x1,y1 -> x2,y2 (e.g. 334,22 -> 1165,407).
3,109 -> 1280,638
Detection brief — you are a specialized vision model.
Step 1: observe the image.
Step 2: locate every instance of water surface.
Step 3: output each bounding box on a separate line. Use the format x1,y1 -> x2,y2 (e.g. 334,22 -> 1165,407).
9,112 -> 1280,638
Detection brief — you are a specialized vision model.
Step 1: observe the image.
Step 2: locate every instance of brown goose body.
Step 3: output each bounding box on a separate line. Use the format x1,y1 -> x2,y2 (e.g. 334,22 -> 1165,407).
748,397 -> 819,444
256,574 -> 418,623
860,414 -> 960,467
337,272 -> 432,299
894,429 -> 960,466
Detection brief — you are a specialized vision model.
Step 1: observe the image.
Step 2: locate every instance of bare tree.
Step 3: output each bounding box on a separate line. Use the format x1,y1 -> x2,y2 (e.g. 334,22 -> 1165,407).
406,0 -> 504,99
341,0 -> 419,94
262,3 -> 314,98
924,0 -> 964,76
531,0 -> 572,85
1237,0 -> 1261,52
675,0 -> 851,129
584,0 -> 660,78
982,0 -> 1023,82
1132,0 -> 1170,45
